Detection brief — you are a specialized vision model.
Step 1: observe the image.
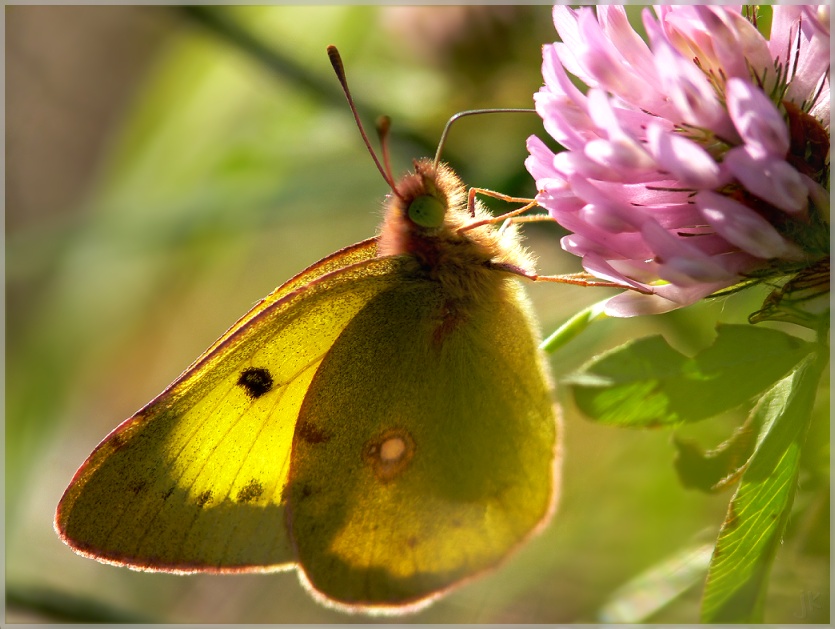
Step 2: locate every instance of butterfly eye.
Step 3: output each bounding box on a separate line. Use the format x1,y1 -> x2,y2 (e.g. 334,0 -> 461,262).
408,194 -> 445,228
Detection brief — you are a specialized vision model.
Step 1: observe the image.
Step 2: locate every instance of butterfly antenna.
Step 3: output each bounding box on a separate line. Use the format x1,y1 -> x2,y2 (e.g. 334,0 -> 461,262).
328,45 -> 402,199
375,115 -> 398,189
433,108 -> 537,168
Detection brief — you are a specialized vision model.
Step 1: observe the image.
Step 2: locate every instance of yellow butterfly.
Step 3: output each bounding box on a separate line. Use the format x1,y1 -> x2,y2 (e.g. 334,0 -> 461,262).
55,46 -> 560,614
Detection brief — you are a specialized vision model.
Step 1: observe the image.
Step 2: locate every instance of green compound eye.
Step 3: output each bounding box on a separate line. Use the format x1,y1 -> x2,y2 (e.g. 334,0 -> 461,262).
408,195 -> 445,228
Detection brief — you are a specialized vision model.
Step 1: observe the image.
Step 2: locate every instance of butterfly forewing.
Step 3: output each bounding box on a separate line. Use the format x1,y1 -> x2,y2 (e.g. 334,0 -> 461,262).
198,239 -> 377,361
56,254 -> 415,571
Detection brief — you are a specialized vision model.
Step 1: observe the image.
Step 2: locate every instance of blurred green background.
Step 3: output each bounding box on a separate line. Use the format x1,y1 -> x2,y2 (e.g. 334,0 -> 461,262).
6,6 -> 828,623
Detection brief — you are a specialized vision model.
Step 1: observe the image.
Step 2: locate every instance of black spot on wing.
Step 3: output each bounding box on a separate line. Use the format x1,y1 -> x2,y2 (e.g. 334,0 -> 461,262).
238,367 -> 274,398
196,491 -> 213,507
236,479 -> 264,503
297,420 -> 331,444
129,481 -> 147,495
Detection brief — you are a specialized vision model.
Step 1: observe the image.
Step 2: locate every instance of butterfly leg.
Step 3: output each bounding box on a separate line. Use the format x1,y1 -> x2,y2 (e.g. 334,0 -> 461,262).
485,260 -> 652,292
460,188 -> 547,235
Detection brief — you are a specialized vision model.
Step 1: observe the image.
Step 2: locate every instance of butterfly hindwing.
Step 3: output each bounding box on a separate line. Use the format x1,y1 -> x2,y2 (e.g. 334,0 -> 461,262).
288,275 -> 558,607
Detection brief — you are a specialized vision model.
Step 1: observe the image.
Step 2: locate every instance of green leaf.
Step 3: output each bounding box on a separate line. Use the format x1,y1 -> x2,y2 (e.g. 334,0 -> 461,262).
597,542 -> 714,623
563,324 -> 812,427
6,583 -> 157,623
540,298 -> 609,353
673,416 -> 757,493
700,348 -> 826,623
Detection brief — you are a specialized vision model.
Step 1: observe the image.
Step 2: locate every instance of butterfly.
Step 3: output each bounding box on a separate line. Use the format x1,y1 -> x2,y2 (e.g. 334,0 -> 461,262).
55,46 -> 560,614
